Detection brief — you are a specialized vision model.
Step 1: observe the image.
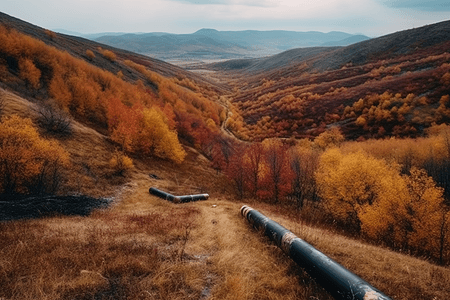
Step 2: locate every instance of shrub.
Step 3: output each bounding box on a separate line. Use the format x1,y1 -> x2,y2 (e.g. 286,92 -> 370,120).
99,48 -> 117,62
0,115 -> 70,196
18,58 -> 41,89
44,29 -> 57,40
85,49 -> 95,60
36,104 -> 73,136
109,151 -> 133,176
314,127 -> 344,150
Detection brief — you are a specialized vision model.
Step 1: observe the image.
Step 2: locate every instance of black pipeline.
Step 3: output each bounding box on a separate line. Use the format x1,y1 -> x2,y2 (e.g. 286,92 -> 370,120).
240,205 -> 391,300
149,187 -> 209,203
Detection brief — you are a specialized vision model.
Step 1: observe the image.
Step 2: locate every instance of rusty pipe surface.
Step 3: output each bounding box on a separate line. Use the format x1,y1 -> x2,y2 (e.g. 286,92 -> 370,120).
149,187 -> 209,203
240,205 -> 391,300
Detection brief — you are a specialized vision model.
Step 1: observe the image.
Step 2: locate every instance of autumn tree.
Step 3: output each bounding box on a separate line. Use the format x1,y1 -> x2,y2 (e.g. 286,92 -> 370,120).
109,150 -> 134,176
107,98 -> 140,152
18,58 -> 41,89
107,99 -> 186,163
0,115 -> 70,196
99,48 -> 117,61
226,145 -> 247,199
403,168 -> 446,255
136,107 -> 186,163
289,146 -> 319,209
260,139 -> 291,203
244,142 -> 264,198
209,136 -> 234,173
316,149 -> 404,233
314,127 -> 344,150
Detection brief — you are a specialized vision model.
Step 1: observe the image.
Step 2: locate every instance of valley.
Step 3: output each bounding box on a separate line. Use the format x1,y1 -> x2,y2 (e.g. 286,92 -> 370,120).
1,10 -> 450,300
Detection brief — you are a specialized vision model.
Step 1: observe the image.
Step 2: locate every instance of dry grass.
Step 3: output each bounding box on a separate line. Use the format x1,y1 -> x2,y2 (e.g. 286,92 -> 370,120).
2,87 -> 450,299
249,202 -> 450,300
188,200 -> 333,300
0,204 -> 204,299
0,175 -> 332,300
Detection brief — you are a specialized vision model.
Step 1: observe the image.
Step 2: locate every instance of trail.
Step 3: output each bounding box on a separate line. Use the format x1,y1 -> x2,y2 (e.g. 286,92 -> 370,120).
119,176 -> 333,300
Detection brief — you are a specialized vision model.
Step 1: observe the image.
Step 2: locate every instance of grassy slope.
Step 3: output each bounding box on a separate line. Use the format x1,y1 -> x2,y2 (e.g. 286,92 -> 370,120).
1,88 -> 450,300
0,11 -> 229,94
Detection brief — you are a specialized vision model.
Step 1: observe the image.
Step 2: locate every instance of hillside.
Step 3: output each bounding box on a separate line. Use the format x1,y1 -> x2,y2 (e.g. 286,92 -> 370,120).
1,12 -> 450,300
207,20 -> 450,141
0,10 -> 237,165
94,28 -> 369,61
0,12 -> 228,93
1,89 -> 450,300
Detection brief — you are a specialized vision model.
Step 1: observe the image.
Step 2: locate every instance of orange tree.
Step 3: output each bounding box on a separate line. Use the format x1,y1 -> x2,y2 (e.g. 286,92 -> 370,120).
0,115 -> 70,196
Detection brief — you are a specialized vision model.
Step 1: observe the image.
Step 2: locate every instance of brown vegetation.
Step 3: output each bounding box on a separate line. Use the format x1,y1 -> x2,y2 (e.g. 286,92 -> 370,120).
1,13 -> 450,299
215,33 -> 450,141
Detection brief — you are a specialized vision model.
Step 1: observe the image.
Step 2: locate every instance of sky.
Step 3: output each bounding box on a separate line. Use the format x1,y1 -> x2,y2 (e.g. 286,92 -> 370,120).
2,0 -> 450,37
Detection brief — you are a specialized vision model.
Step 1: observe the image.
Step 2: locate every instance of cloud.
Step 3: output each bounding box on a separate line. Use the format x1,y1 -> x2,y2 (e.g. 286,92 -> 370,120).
2,0 -> 450,38
381,0 -> 450,11
175,0 -> 274,7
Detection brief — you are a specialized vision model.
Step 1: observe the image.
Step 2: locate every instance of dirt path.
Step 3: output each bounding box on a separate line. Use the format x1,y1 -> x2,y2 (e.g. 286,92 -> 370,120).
112,176 -> 332,299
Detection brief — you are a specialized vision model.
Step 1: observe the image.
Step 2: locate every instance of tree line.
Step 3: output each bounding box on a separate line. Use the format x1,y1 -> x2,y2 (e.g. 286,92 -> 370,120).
216,127 -> 450,265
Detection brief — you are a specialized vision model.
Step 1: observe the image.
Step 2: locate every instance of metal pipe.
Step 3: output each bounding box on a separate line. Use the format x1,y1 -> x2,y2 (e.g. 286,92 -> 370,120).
240,205 -> 391,300
149,187 -> 209,203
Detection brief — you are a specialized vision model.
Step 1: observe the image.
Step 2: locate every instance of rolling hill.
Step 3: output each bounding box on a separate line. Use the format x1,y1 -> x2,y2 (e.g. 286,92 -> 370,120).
0,12 -> 228,92
1,11 -> 450,300
94,28 -> 370,61
206,20 -> 450,141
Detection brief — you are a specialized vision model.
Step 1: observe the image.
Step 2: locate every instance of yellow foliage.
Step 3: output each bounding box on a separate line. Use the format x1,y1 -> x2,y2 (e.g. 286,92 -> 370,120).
318,145 -> 450,259
314,127 -> 344,150
403,168 -> 445,252
99,48 -> 116,61
441,72 -> 450,85
0,115 -> 70,195
18,58 -> 41,89
316,149 -> 403,232
355,116 -> 366,126
137,108 -> 186,164
109,151 -> 134,175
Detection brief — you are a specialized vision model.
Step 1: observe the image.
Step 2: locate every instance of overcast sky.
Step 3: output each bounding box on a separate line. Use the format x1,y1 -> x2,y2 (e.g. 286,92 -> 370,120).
2,0 -> 450,37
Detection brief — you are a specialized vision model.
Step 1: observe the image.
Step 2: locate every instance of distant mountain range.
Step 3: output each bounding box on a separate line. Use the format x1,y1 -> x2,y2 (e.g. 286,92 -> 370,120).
89,29 -> 370,61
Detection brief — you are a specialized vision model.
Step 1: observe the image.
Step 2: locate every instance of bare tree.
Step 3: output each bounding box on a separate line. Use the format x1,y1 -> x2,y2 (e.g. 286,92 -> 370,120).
290,148 -> 320,210
36,104 -> 72,136
264,140 -> 289,204
226,145 -> 247,199
246,143 -> 263,198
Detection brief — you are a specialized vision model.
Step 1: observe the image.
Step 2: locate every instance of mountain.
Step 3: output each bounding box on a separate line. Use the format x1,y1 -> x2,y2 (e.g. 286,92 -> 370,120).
203,47 -> 340,73
94,29 -> 366,61
209,20 -> 450,73
96,32 -> 249,60
321,34 -> 371,46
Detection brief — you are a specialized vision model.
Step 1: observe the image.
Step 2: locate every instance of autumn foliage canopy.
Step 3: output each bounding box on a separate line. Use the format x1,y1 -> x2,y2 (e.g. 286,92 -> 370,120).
0,115 -> 69,195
